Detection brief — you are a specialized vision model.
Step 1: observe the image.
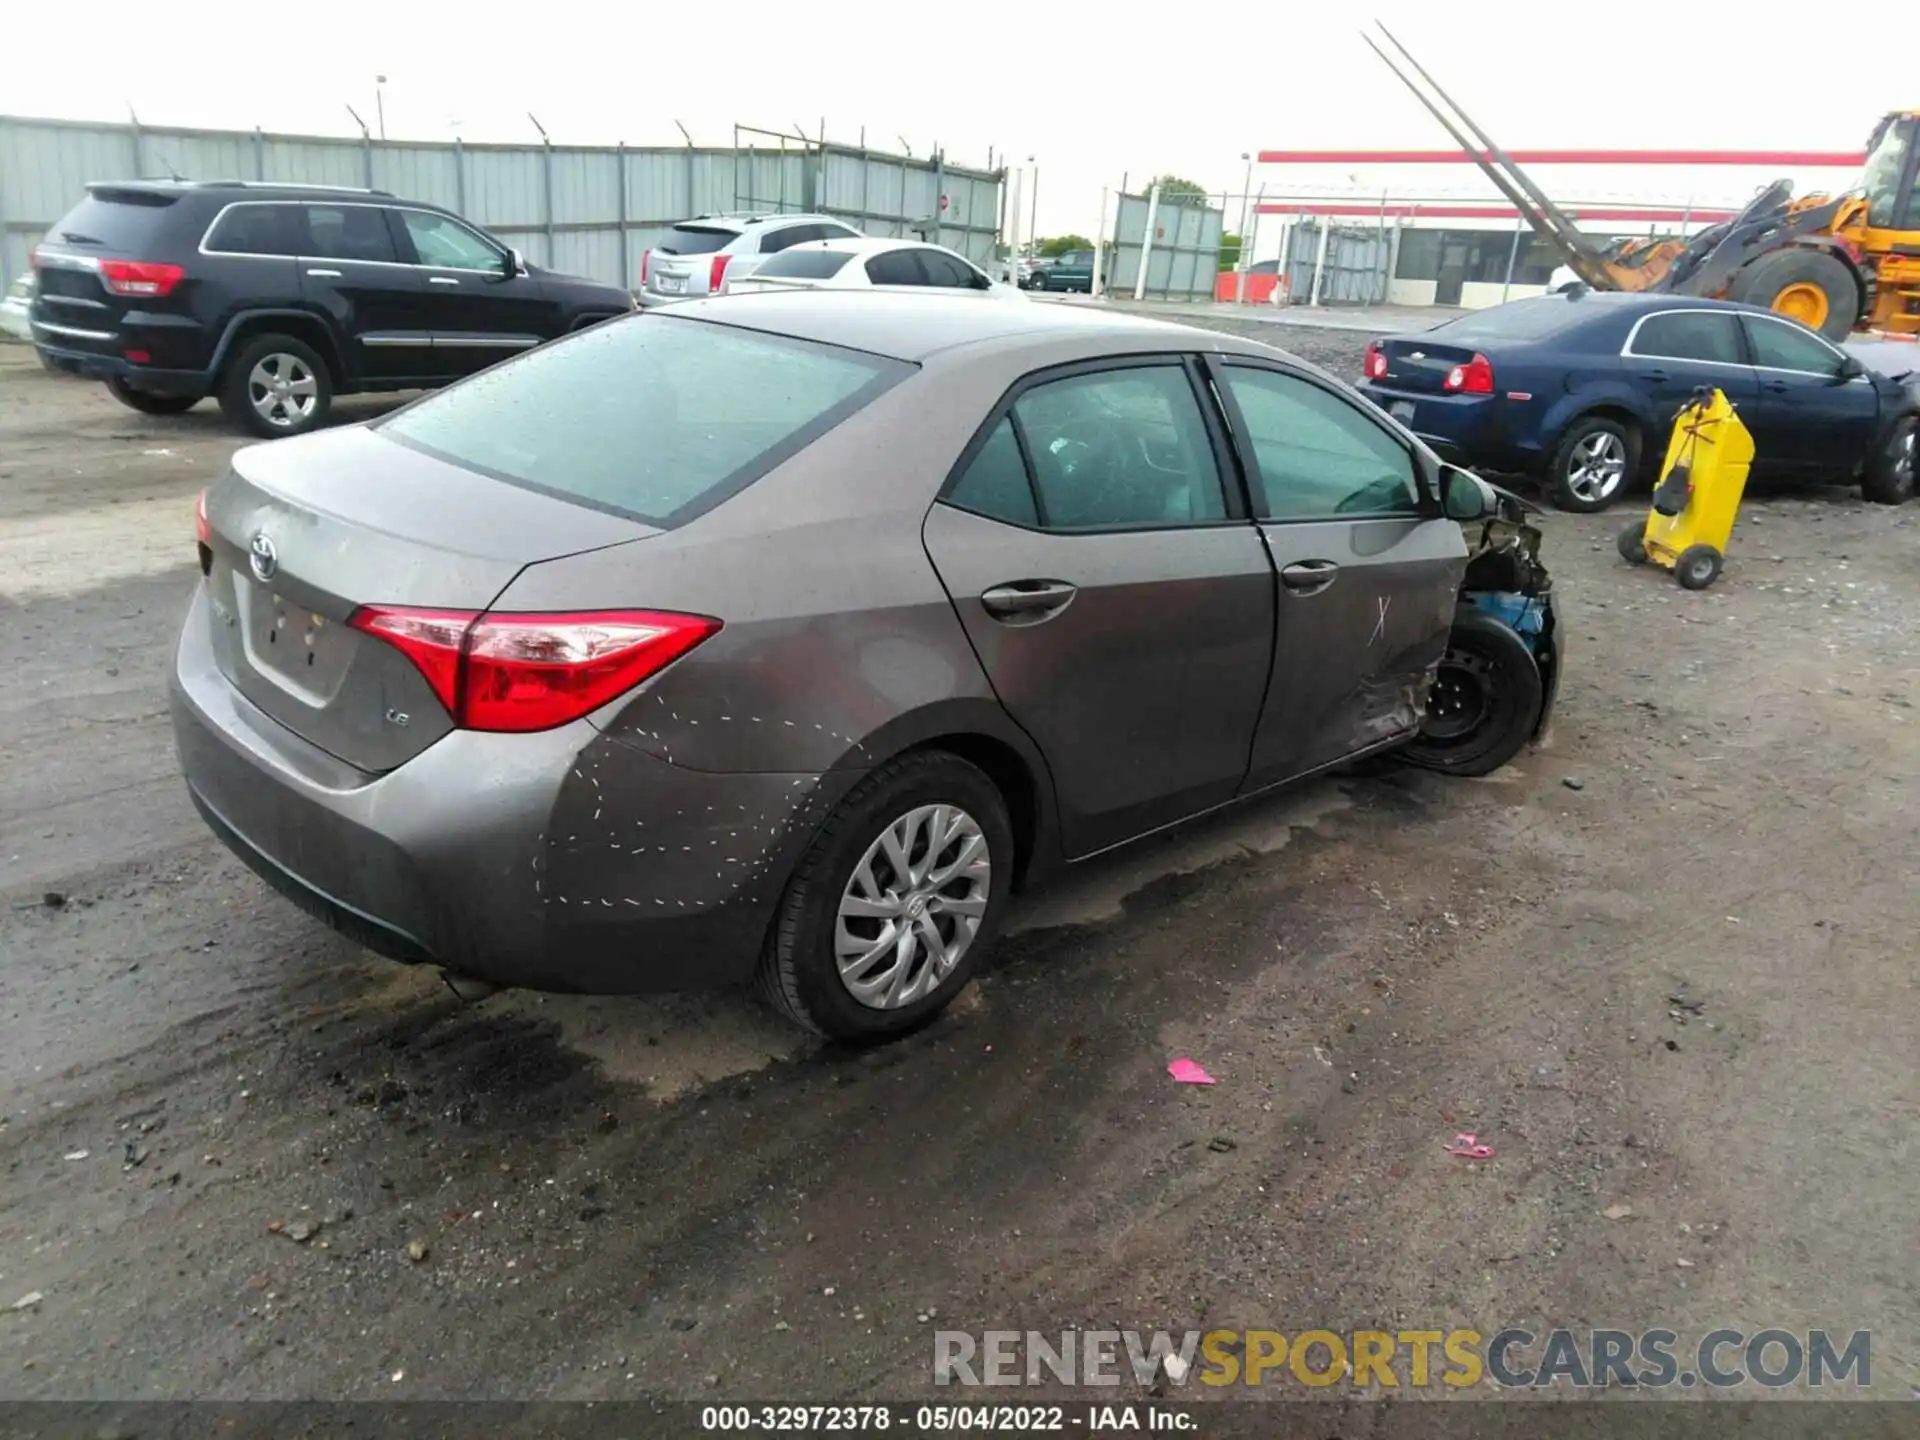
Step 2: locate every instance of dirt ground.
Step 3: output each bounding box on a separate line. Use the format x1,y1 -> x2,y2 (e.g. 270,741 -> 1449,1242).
0,321 -> 1915,1409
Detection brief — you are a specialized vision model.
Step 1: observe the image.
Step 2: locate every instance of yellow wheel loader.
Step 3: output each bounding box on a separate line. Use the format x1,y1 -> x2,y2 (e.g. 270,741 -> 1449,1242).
1367,27 -> 1920,341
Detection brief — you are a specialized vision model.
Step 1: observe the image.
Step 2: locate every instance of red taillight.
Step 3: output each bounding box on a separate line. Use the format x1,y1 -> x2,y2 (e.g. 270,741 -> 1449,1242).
124,349 -> 151,364
1364,340 -> 1389,381
1444,352 -> 1495,395
348,606 -> 721,734
640,249 -> 651,285
29,245 -> 44,271
98,259 -> 185,297
709,254 -> 732,292
194,488 -> 211,545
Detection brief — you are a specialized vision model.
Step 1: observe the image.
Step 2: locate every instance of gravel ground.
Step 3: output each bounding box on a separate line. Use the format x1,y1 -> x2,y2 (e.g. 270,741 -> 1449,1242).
1,326 -> 1915,1410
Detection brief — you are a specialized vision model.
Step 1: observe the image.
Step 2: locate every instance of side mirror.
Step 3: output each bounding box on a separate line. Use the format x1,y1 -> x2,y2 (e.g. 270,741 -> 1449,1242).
1836,354 -> 1866,380
1441,465 -> 1499,521
505,247 -> 527,279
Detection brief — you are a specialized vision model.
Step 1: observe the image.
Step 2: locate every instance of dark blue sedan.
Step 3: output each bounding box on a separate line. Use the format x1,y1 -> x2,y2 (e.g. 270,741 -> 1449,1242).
1358,291 -> 1917,513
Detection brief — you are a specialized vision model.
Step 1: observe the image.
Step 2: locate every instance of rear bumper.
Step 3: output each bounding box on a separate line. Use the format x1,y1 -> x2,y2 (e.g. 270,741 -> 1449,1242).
1361,381 -> 1544,474
30,301 -> 215,392
170,585 -> 853,993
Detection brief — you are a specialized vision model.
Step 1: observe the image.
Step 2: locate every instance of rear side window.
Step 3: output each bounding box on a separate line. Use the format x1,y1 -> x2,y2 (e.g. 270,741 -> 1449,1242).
45,190 -> 179,251
762,224 -> 825,253
917,250 -> 982,288
658,225 -> 736,256
304,205 -> 398,263
1630,311 -> 1744,365
379,316 -> 912,528
757,249 -> 855,279
1431,298 -> 1580,342
203,203 -> 304,257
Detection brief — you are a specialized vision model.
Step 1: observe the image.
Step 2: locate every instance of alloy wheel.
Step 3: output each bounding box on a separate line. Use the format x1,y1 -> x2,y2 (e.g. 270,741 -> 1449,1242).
835,803 -> 992,1010
1566,431 -> 1627,503
247,353 -> 319,429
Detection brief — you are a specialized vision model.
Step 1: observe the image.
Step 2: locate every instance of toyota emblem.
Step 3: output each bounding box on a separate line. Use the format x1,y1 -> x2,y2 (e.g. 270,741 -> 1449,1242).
249,532 -> 278,583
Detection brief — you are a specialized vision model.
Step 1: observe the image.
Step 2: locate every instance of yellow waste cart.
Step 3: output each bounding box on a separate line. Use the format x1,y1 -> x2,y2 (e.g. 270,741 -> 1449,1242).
1617,387 -> 1755,590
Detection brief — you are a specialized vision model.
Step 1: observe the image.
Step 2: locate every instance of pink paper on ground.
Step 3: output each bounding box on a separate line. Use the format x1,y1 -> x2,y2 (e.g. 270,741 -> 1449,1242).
1167,1058 -> 1215,1085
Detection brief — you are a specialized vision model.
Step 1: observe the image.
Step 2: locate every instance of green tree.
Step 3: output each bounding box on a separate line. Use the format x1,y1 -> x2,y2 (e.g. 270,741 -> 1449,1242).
1147,174 -> 1208,202
1039,234 -> 1095,258
1218,233 -> 1243,271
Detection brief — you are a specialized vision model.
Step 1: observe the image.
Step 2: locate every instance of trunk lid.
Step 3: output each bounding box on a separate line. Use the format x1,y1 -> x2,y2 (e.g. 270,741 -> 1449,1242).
201,425 -> 659,773
1373,337 -> 1487,395
30,186 -> 188,353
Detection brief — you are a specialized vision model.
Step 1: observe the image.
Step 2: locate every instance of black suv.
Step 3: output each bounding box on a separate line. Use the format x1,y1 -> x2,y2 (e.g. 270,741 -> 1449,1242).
30,180 -> 634,438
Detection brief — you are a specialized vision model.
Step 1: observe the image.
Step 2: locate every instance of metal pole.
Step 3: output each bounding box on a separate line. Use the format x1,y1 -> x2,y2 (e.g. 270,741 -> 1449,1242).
253,127 -> 265,180
375,83 -> 386,141
1027,162 -> 1039,250
454,137 -> 466,216
1005,166 -> 1022,275
1385,216 -> 1403,306
1373,189 -> 1388,307
1243,184 -> 1265,304
1309,219 -> 1332,307
129,111 -> 144,179
935,149 -> 946,246
1500,214 -> 1523,303
616,141 -> 629,290
542,140 -> 555,265
1091,186 -> 1110,298
362,133 -> 374,190
0,117 -> 11,288
1134,184 -> 1162,302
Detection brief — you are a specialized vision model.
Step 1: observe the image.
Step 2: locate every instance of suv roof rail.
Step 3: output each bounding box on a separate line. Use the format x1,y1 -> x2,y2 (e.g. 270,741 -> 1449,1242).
196,179 -> 396,197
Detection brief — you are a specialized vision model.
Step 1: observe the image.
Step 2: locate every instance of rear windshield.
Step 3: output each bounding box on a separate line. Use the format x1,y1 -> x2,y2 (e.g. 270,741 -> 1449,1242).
656,225 -> 736,256
44,190 -> 179,251
756,250 -> 854,279
1428,298 -> 1580,342
379,315 -> 912,527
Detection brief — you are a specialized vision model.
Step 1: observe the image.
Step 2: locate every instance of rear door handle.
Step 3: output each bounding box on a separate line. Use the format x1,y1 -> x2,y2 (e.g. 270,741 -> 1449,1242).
979,580 -> 1076,621
429,276 -> 461,286
1761,379 -> 1790,393
305,268 -> 342,278
1279,560 -> 1340,595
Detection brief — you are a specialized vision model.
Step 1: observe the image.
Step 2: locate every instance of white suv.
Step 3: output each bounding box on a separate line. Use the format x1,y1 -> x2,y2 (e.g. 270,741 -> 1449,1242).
638,213 -> 863,307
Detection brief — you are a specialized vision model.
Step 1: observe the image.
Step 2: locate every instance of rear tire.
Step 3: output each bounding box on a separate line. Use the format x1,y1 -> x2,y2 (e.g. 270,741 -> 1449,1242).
1548,415 -> 1640,513
1674,544 -> 1723,591
105,375 -> 200,415
1400,609 -> 1546,777
1861,412 -> 1917,505
1728,248 -> 1859,342
755,751 -> 1014,1043
218,333 -> 332,439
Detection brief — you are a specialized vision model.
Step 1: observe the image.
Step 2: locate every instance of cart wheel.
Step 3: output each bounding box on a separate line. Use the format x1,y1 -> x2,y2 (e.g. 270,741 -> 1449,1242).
1674,544 -> 1722,591
1616,523 -> 1648,565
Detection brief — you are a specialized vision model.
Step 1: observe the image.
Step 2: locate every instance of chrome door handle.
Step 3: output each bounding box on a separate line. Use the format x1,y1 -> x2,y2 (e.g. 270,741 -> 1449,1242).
979,580 -> 1076,621
429,276 -> 461,286
1639,368 -> 1670,383
305,268 -> 342,278
1279,560 -> 1339,594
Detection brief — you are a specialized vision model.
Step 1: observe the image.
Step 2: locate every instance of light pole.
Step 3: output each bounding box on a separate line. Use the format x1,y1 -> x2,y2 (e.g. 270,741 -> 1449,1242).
1237,152 -> 1253,271
1027,155 -> 1039,254
374,76 -> 387,140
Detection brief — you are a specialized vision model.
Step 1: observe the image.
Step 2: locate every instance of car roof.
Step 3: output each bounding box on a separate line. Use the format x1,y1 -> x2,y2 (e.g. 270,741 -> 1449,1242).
670,212 -> 841,231
785,237 -> 971,258
86,179 -> 399,204
662,289 -> 1270,364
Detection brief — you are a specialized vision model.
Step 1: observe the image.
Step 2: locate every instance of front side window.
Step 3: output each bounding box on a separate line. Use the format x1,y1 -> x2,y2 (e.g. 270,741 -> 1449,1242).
916,250 -> 981,288
1744,316 -> 1848,377
400,210 -> 504,271
380,316 -> 910,528
1630,311 -> 1744,366
1013,365 -> 1226,530
864,250 -> 924,286
1221,365 -> 1420,521
303,205 -> 397,264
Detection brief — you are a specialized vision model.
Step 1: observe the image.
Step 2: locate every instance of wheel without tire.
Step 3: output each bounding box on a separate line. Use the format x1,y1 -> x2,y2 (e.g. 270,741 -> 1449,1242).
218,333 -> 332,439
1861,412 -> 1916,505
1400,609 -> 1546,777
1548,415 -> 1639,513
1674,544 -> 1723,590
1616,522 -> 1649,564
756,750 -> 1014,1042
105,375 -> 200,415
1728,247 -> 1858,342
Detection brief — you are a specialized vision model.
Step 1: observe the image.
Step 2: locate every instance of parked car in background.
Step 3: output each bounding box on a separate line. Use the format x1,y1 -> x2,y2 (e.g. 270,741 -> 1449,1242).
638,213 -> 863,308
1,271 -> 34,343
173,292 -> 1554,1042
723,238 -> 1022,298
29,180 -> 633,439
1359,291 -> 1918,511
1032,249 -> 1096,293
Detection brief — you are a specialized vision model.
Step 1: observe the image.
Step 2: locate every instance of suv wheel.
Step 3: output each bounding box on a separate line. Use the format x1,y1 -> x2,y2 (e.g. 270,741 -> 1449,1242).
219,334 -> 332,439
105,375 -> 201,416
756,751 -> 1013,1043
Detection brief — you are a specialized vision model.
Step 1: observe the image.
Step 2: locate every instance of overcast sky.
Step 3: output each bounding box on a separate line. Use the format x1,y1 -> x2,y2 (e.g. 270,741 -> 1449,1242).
8,3 -> 1903,240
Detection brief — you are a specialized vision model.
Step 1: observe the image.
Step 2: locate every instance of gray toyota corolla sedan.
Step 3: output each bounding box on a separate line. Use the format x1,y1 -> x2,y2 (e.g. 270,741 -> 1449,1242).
173,292 -> 1558,1040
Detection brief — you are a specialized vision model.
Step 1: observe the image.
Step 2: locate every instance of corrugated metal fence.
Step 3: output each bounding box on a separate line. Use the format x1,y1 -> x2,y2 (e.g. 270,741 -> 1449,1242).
0,115 -> 1003,289
1282,222 -> 1392,306
1106,192 -> 1223,302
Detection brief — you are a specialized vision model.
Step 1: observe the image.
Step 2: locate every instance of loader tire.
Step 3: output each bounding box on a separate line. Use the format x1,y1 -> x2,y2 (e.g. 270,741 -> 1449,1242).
1862,412 -> 1917,506
1728,248 -> 1859,342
